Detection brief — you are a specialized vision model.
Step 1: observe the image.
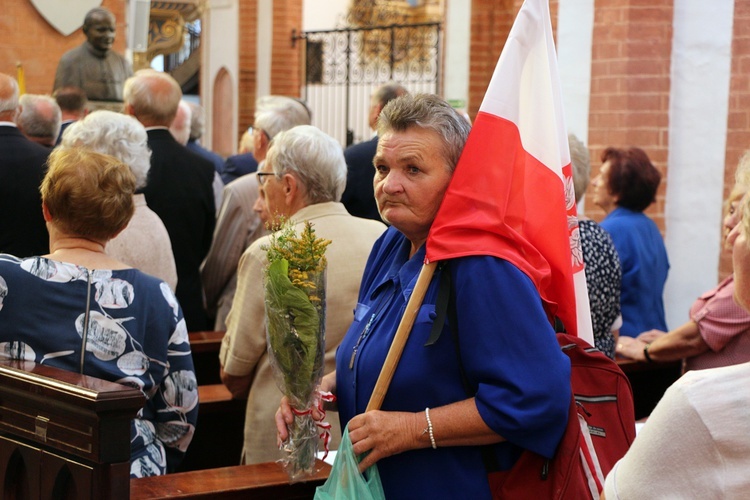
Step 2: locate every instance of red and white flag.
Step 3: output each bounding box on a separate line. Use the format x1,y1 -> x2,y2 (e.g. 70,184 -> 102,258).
426,0 -> 593,343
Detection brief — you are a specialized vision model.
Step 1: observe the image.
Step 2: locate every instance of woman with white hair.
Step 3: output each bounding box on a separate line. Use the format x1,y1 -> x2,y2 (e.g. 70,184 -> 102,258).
62,110 -> 178,289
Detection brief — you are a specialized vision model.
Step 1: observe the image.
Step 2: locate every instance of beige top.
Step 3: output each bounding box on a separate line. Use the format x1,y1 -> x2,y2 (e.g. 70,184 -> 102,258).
106,193 -> 178,290
201,174 -> 266,330
220,201 -> 386,464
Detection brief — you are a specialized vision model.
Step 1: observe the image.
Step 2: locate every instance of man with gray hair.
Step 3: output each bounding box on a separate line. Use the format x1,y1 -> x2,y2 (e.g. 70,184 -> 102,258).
221,95 -> 311,184
124,69 -> 216,331
219,125 -> 386,465
341,81 -> 408,221
201,96 -> 311,331
0,74 -> 50,256
17,94 -> 62,148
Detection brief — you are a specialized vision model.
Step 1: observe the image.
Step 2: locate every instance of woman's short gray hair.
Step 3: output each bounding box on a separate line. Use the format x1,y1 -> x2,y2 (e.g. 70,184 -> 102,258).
376,93 -> 471,172
266,125 -> 346,204
62,110 -> 152,190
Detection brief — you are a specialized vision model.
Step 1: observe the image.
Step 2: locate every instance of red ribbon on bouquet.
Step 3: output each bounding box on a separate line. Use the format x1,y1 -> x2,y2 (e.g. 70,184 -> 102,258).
291,390 -> 337,460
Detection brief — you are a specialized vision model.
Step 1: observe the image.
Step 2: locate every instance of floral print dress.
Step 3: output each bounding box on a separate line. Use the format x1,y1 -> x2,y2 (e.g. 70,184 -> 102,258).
0,255 -> 198,478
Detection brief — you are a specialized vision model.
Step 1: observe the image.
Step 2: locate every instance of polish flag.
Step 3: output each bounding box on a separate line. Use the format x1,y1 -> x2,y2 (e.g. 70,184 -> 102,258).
425,0 -> 593,343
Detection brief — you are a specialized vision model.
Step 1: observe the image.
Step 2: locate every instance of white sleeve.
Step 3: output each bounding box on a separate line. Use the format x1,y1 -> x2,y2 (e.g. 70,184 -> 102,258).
603,379 -> 720,499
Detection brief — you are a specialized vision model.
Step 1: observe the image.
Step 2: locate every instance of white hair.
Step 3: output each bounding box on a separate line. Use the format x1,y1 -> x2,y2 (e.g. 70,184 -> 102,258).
266,125 -> 346,203
254,96 -> 311,139
62,110 -> 152,190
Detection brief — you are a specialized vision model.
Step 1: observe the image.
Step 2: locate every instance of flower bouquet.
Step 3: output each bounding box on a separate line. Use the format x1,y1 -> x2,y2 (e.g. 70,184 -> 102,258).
264,220 -> 331,481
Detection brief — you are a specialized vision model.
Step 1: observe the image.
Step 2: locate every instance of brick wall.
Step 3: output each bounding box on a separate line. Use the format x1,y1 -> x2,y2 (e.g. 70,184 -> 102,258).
270,0 -> 303,97
238,0 -> 258,136
0,0 -> 127,95
583,0 -> 673,234
468,0 -> 558,119
237,0 -> 302,138
468,0 -> 519,119
720,0 -> 750,277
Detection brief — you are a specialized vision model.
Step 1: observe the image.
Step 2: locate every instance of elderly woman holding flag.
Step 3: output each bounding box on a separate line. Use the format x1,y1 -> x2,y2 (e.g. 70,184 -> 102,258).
276,93 -> 571,498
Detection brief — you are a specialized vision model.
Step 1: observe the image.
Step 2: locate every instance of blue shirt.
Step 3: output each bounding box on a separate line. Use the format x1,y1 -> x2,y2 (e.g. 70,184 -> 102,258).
336,228 -> 570,499
600,207 -> 669,337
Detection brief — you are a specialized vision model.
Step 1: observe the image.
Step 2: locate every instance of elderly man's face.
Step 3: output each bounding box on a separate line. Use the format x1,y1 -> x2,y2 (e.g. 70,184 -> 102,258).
85,12 -> 116,52
373,127 -> 452,245
257,159 -> 288,224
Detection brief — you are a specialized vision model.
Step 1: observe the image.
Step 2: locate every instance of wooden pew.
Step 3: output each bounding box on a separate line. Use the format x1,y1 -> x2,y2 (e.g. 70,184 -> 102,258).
617,358 -> 682,420
177,384 -> 245,472
178,331 -> 246,472
188,331 -> 225,385
0,359 -> 146,500
131,460 -> 331,499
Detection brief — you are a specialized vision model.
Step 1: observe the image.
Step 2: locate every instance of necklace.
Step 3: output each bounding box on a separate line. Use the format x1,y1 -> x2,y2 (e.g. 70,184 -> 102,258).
348,287 -> 399,370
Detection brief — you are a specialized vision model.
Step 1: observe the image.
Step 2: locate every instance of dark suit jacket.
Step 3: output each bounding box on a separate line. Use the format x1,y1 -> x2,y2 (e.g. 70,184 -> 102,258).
142,129 -> 216,331
0,126 -> 50,257
56,120 -> 76,145
221,152 -> 258,184
341,136 -> 382,222
187,139 -> 224,174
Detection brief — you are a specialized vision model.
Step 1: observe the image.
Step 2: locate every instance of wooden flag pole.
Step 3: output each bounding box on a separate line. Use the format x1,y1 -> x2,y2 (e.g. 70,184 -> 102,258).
366,261 -> 438,412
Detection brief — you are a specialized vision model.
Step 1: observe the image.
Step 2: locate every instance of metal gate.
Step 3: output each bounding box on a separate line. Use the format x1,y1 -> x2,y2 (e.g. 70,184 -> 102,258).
295,22 -> 441,147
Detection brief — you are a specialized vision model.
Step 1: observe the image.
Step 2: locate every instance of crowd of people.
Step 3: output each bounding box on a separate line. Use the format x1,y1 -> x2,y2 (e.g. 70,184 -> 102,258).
2,6 -> 750,496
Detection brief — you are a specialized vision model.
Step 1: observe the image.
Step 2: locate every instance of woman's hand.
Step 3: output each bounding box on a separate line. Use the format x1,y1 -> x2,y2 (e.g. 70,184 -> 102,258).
636,329 -> 666,344
616,336 -> 647,361
347,410 -> 423,472
275,371 -> 337,446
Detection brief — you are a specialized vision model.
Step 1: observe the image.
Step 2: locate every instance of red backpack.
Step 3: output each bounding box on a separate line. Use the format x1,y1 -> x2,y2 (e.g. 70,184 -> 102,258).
434,264 -> 637,499
487,333 -> 637,499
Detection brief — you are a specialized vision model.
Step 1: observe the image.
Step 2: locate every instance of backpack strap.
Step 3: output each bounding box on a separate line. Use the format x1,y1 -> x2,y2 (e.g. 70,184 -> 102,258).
424,261 -> 451,346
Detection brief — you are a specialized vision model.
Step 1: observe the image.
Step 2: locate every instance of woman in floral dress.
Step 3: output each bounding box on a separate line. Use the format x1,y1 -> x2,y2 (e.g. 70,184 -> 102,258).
0,147 -> 198,478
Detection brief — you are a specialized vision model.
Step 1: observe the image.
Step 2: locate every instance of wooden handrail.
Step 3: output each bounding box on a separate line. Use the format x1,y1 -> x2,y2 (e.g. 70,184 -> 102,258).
131,460 -> 331,499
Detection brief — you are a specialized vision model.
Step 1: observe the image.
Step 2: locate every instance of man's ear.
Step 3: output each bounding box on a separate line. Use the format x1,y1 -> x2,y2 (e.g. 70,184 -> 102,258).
42,203 -> 52,222
123,103 -> 135,117
282,173 -> 297,201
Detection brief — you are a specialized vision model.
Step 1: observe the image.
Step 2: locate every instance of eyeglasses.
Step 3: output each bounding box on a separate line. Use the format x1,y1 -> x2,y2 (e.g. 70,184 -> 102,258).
256,172 -> 275,185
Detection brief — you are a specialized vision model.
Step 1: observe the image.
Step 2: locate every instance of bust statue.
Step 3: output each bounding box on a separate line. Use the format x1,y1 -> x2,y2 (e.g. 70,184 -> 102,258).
53,8 -> 133,102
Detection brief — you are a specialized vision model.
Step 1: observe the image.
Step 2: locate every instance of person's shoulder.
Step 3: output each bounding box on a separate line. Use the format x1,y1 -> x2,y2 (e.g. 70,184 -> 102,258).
680,362 -> 750,391
450,254 -> 537,288
370,226 -> 404,253
344,137 -> 378,162
344,136 -> 378,152
580,219 -> 617,245
0,254 -> 23,269
344,214 -> 388,234
225,172 -> 258,192
58,44 -> 85,62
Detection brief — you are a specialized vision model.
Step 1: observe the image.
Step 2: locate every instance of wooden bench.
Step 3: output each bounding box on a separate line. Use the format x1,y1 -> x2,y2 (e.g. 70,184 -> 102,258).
131,460 -> 331,499
178,332 -> 245,472
0,359 -> 146,500
188,331 -> 224,385
176,384 -> 245,472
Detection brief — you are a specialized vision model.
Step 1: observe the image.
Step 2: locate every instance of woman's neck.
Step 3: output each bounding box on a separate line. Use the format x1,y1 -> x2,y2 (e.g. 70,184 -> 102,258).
46,236 -> 129,270
49,236 -> 106,255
